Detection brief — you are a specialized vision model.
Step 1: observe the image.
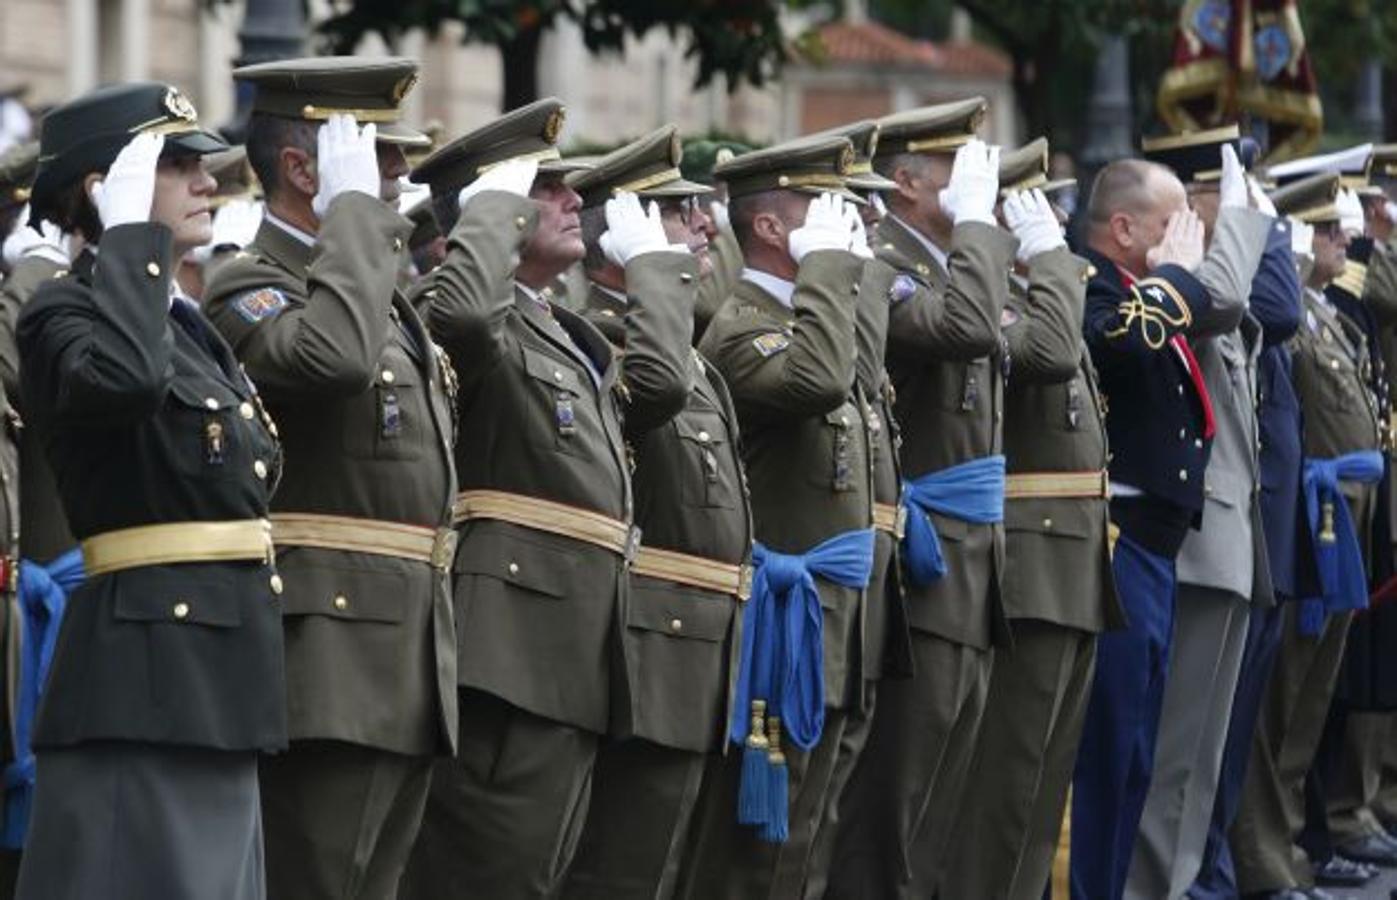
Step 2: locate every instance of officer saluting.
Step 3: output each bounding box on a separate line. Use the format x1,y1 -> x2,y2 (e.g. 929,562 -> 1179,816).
400,100 -> 687,899
201,57 -> 459,899
13,83 -> 285,900
940,138 -> 1120,900
678,136 -> 876,899
560,125 -> 754,900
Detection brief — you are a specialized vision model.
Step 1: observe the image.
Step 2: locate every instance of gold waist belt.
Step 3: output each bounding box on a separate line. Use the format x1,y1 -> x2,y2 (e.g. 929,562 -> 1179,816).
82,519 -> 273,577
451,490 -> 638,558
873,502 -> 907,539
270,513 -> 457,570
1005,470 -> 1110,500
632,545 -> 753,601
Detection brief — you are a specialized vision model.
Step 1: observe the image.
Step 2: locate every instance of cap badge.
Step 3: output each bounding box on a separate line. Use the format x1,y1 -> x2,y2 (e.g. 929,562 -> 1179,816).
543,108 -> 566,145
837,144 -> 855,175
163,87 -> 198,124
391,73 -> 419,105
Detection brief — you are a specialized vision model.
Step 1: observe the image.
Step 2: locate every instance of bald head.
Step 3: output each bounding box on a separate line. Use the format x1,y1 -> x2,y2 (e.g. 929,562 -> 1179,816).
1087,159 -> 1188,275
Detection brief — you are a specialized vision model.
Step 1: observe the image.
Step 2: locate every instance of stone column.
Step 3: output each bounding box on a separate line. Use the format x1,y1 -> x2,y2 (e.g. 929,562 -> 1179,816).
66,0 -> 98,94
1355,59 -> 1384,142
225,0 -> 306,137
120,0 -> 149,81
1075,33 -> 1134,240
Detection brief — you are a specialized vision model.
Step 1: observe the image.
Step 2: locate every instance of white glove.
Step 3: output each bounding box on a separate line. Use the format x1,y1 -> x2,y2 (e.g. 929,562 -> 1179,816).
869,193 -> 888,218
2,215 -> 69,267
844,203 -> 873,260
1247,176 -> 1277,217
788,192 -> 853,263
1219,144 -> 1247,210
1289,217 -> 1314,258
1002,188 -> 1066,262
709,199 -> 730,231
190,198 -> 264,263
311,114 -> 380,219
1386,201 -> 1397,226
1336,188 -> 1365,237
89,131 -> 164,228
458,157 -> 539,211
1146,208 -> 1205,271
937,139 -> 1000,226
599,192 -> 678,267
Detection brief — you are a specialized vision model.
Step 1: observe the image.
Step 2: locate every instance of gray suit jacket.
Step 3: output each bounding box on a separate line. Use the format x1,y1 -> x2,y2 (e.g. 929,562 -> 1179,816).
1176,207 -> 1274,604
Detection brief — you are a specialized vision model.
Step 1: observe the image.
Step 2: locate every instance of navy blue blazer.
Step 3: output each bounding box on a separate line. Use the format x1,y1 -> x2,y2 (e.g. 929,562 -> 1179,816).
1082,248 -> 1214,519
1250,221 -> 1315,600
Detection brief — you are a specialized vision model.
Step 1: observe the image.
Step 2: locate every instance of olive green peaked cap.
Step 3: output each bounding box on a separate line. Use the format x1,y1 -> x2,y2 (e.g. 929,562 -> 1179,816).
567,125 -> 712,209
715,134 -> 860,203
1269,171 -> 1341,223
233,55 -> 429,148
804,121 -> 897,192
874,97 -> 987,159
998,137 -> 1074,197
409,97 -> 589,196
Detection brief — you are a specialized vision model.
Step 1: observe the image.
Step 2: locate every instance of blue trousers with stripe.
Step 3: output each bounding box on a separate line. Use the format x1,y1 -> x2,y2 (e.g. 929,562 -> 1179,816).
1070,532 -> 1176,900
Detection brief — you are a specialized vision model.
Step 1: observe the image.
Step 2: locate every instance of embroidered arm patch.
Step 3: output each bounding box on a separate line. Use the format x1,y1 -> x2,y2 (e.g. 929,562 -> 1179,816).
232,287 -> 289,323
752,333 -> 791,357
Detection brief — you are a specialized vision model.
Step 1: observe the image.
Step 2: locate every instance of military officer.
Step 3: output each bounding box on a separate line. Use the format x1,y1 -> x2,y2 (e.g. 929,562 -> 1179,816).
558,125 -> 754,900
674,135 -> 876,900
202,57 -> 458,900
1124,128 -> 1277,900
1231,172 -> 1384,899
398,99 -> 689,899
937,139 -> 1120,900
791,119 -> 912,900
825,98 -> 1020,900
13,81 -> 285,900
1074,157 -> 1214,900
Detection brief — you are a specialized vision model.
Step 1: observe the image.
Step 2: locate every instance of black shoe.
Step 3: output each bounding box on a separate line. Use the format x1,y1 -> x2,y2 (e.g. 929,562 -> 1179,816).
1314,854 -> 1376,886
1336,832 -> 1397,866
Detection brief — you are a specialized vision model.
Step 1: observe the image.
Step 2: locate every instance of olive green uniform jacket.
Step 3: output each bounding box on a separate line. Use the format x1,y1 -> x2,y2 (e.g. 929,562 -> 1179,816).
697,250 -> 873,710
204,193 -> 458,757
584,274 -> 752,753
876,216 -> 1018,649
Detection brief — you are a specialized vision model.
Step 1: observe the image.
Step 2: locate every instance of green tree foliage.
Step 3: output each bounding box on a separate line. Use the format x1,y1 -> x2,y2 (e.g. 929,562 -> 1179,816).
311,0 -> 838,111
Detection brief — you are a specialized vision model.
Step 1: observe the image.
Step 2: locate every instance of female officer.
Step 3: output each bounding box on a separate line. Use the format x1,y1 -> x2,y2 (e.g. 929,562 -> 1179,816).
13,82 -> 286,900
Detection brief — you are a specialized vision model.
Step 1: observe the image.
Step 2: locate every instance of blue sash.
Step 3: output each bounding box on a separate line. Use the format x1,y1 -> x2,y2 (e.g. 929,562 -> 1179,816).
3,548 -> 83,848
1298,451 -> 1383,636
901,454 -> 1006,585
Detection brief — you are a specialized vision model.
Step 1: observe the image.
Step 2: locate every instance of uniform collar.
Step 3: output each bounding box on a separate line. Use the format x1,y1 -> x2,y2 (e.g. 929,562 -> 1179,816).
740,267 -> 796,309
889,214 -> 948,273
265,211 -> 316,248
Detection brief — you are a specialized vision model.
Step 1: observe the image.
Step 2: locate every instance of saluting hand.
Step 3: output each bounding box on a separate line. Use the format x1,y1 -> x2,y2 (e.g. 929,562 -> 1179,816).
89,131 -> 164,229
2,212 -> 70,267
788,192 -> 853,263
1289,217 -> 1315,260
457,157 -> 539,211
937,139 -> 999,227
1146,208 -> 1204,272
1336,188 -> 1365,238
1218,144 -> 1247,210
311,113 -> 381,219
1002,188 -> 1065,263
844,202 -> 873,260
600,192 -> 679,267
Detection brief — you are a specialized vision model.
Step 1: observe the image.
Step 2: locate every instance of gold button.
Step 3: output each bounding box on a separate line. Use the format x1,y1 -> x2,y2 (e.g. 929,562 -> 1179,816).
1179,428 -> 1186,440
1330,359 -> 1341,370
239,402 -> 255,419
669,618 -> 683,632
840,415 -> 849,427
146,261 -> 161,278
269,574 -> 284,595
697,430 -> 711,443
333,594 -> 348,611
508,562 -> 519,575
173,602 -> 190,619
680,272 -> 693,284
254,459 -> 268,479
393,237 -> 404,253
381,369 -> 396,384
515,216 -> 528,230
553,370 -> 564,382
204,397 -> 219,410
1042,518 -> 1053,529
1179,469 -> 1189,481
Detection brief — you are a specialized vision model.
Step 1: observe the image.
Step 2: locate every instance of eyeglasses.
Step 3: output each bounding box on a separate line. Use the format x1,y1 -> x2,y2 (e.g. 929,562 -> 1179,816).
1313,221 -> 1343,238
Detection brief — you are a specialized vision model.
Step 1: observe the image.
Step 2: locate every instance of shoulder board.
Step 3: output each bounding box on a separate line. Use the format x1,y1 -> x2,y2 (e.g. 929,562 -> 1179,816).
232,287 -> 289,323
752,332 -> 791,357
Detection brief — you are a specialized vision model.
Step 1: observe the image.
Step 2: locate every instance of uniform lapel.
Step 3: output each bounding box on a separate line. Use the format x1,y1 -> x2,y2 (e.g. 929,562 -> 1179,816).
251,218 -> 313,281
